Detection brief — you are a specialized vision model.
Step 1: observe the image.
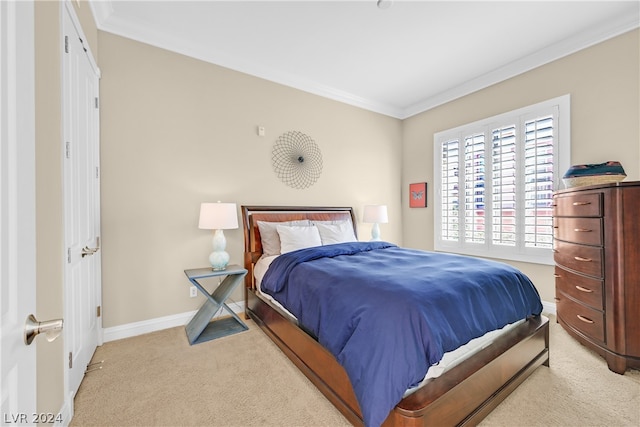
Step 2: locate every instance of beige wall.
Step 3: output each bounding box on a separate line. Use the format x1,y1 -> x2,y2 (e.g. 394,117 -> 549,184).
35,0 -> 64,416
98,32 -> 403,328
401,29 -> 640,303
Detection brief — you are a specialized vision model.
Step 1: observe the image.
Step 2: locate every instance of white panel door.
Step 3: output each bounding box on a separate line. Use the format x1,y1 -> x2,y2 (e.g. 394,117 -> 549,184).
62,3 -> 101,400
0,0 -> 37,421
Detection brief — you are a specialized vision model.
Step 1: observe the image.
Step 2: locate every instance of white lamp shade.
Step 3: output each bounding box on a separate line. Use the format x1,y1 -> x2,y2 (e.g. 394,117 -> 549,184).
198,202 -> 239,230
363,205 -> 388,224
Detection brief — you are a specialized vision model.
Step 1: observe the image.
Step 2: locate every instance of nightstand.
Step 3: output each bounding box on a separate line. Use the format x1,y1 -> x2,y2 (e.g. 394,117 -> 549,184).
184,265 -> 248,345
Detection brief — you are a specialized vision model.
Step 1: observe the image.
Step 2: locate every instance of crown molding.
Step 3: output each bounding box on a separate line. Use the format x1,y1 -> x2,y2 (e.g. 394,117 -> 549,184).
88,0 -> 113,27
90,0 -> 405,118
90,1 -> 638,120
402,10 -> 640,119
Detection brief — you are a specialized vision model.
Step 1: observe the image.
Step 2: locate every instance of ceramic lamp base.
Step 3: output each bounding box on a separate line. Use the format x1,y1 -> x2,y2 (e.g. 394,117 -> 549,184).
209,250 -> 230,271
370,223 -> 381,241
209,229 -> 230,270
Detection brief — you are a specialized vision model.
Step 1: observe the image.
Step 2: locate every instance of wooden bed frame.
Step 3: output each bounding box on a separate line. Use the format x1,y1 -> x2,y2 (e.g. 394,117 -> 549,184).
241,206 -> 550,426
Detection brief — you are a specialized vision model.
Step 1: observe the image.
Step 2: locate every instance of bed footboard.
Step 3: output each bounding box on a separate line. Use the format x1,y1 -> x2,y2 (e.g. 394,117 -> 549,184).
247,289 -> 549,427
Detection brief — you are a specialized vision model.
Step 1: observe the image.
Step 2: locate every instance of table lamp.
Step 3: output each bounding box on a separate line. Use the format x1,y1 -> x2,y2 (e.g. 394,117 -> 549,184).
363,205 -> 388,241
198,202 -> 238,270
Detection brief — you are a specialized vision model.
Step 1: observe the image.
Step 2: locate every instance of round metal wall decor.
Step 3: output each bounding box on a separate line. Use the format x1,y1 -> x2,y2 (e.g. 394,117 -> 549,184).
272,131 -> 323,189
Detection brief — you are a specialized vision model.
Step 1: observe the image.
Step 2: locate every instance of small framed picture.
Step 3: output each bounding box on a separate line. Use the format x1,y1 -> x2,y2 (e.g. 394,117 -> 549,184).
409,182 -> 427,208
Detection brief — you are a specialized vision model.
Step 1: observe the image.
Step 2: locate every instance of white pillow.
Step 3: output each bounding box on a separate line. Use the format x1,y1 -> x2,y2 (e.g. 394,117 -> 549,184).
315,221 -> 357,245
257,220 -> 310,256
276,225 -> 322,254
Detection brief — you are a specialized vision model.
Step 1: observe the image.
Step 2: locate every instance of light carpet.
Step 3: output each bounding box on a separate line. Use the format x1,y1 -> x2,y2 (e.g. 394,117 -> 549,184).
71,315 -> 639,426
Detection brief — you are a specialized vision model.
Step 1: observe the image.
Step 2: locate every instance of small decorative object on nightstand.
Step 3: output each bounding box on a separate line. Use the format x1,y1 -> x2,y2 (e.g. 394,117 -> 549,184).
363,204 -> 388,241
184,265 -> 248,345
198,202 -> 238,270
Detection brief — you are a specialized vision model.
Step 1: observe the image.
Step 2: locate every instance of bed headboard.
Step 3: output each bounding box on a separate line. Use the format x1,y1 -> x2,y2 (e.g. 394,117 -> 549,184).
241,206 -> 357,291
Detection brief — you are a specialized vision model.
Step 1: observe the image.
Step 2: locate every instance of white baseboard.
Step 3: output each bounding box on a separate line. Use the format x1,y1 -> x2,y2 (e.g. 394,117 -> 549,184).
102,299 -> 556,343
542,299 -> 556,317
102,301 -> 245,343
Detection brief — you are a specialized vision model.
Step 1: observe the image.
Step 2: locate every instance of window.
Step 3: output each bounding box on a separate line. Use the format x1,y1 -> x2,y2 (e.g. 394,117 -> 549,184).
434,95 -> 570,265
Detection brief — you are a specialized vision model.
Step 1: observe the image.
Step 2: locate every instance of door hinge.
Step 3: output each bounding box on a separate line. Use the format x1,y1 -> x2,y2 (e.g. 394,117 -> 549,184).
68,352 -> 73,369
96,306 -> 101,318
94,97 -> 99,109
67,248 -> 71,263
64,35 -> 69,54
96,166 -> 99,179
65,141 -> 71,159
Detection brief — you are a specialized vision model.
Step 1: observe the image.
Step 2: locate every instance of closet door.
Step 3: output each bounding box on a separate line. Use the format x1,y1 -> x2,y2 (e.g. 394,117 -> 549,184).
62,2 -> 102,399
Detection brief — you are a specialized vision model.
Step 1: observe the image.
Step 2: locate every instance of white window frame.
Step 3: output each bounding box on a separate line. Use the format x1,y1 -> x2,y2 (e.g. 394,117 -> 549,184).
434,95 -> 571,265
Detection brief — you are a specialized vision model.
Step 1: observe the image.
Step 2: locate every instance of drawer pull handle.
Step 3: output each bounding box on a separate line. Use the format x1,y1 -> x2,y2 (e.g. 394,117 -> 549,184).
572,201 -> 591,206
576,314 -> 594,324
575,285 -> 593,293
574,256 -> 592,262
554,297 -> 561,302
573,228 -> 592,232
554,274 -> 561,278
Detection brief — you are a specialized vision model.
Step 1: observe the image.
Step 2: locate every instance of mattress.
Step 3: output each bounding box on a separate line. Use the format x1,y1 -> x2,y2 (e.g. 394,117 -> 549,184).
253,254 -> 523,396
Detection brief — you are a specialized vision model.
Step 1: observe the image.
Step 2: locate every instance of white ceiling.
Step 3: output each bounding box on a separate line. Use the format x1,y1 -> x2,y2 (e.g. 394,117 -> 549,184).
89,1 -> 639,119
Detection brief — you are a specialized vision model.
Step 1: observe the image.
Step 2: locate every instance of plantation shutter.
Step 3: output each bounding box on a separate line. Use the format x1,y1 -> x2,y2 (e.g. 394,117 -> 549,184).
491,125 -> 518,246
434,96 -> 567,264
523,114 -> 555,249
463,134 -> 485,244
441,139 -> 460,242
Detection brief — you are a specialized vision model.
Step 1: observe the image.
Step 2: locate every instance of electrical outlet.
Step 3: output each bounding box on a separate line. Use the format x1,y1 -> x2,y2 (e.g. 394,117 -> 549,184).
190,286 -> 198,298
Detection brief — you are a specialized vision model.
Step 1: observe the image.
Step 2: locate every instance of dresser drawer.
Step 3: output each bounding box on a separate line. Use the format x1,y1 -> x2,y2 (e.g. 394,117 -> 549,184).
554,240 -> 603,278
555,266 -> 604,310
557,295 -> 605,343
553,217 -> 603,246
553,192 -> 602,217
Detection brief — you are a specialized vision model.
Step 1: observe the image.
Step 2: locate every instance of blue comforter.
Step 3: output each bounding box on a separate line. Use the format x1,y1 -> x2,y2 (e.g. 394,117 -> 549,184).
261,242 -> 543,427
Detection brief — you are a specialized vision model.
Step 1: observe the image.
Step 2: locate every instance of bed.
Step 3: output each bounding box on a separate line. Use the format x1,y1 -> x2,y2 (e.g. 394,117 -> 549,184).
241,205 -> 549,427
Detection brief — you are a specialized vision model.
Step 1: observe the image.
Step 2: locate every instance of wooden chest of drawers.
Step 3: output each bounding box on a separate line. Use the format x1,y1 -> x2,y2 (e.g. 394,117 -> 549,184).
553,181 -> 640,374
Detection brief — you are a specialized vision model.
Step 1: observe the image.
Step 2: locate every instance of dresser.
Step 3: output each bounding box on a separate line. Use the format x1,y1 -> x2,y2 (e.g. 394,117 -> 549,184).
553,181 -> 640,374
